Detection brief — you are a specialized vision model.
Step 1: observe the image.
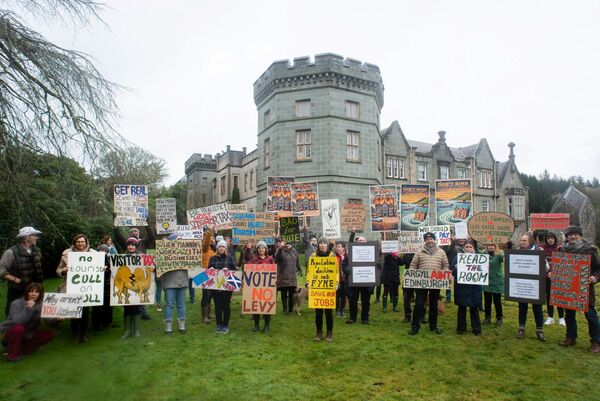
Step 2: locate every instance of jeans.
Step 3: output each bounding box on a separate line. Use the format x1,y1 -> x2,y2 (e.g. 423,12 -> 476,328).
155,278 -> 163,304
188,279 -> 196,303
565,303 -> 600,342
518,302 -> 543,328
164,287 -> 186,321
411,289 -> 440,331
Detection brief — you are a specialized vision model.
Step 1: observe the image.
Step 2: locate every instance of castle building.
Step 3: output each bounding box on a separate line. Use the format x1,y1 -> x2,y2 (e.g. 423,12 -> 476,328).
186,53 -> 529,240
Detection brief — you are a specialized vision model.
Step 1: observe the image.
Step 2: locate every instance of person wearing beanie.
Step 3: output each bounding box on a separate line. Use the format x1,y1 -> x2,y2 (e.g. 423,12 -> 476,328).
238,240 -> 256,269
207,240 -> 236,333
121,237 -> 144,339
248,241 -> 275,332
347,228 -> 375,325
307,238 -> 338,341
274,239 -> 301,315
450,239 -> 482,336
541,232 -> 565,326
558,226 -> 600,353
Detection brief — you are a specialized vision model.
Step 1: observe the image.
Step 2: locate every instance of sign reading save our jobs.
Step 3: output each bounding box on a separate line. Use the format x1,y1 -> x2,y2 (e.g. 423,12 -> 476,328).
306,256 -> 339,309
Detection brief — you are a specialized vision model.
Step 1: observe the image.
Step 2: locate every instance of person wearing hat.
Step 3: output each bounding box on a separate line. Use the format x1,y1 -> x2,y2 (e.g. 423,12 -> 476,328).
540,231 -> 565,326
558,226 -> 600,353
248,241 -> 275,332
0,227 -> 43,317
207,239 -> 236,333
408,231 -> 450,335
120,237 -> 144,339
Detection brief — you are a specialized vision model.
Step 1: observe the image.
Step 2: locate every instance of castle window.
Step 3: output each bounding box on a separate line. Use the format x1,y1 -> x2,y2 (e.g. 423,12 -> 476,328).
482,199 -> 490,212
295,99 -> 311,118
417,163 -> 428,181
478,169 -> 493,189
347,131 -> 360,162
264,109 -> 270,129
507,195 -> 525,220
220,175 -> 226,196
250,170 -> 254,189
345,101 -> 359,119
439,165 -> 449,180
244,174 -> 248,191
296,130 -> 311,160
264,138 -> 270,169
457,168 -> 467,179
386,157 -> 404,179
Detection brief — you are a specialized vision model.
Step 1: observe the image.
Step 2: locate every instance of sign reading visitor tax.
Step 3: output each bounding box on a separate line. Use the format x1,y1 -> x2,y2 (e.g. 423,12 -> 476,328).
504,249 -> 545,304
109,253 -> 156,306
306,256 -> 339,309
242,264 -> 277,315
402,269 -> 452,290
550,252 -> 590,312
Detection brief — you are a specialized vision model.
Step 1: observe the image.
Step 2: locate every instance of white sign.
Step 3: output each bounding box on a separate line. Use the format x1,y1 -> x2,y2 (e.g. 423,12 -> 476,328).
66,252 -> 106,306
456,253 -> 489,285
398,232 -> 422,254
41,293 -> 84,318
509,253 -> 540,275
509,278 -> 540,300
455,222 -> 468,240
352,266 -> 376,283
175,225 -> 203,239
381,240 -> 398,254
113,184 -> 149,226
321,199 -> 341,239
156,198 -> 177,234
417,225 -> 452,246
352,245 -> 376,263
402,269 -> 453,290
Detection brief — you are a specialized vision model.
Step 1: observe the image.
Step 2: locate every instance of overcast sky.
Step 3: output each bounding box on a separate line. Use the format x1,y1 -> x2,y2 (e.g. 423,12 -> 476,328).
31,0 -> 600,184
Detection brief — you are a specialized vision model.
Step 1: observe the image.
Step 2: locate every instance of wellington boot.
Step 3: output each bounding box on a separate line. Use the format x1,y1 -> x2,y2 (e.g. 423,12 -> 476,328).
314,330 -> 323,341
133,315 -> 142,338
382,296 -> 388,313
262,323 -> 270,333
121,315 -> 132,340
392,296 -> 399,312
202,305 -> 210,324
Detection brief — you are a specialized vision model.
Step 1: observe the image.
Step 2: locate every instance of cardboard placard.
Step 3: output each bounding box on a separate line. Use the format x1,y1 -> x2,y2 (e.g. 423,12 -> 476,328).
109,254 -> 156,306
550,252 -> 591,312
241,264 -> 277,315
529,213 -> 571,231
370,185 -> 399,232
113,184 -> 149,226
348,242 -> 381,287
381,240 -> 399,254
155,239 -> 202,277
280,216 -> 300,244
66,252 -> 106,306
435,179 -> 472,225
402,269 -> 452,290
231,212 -> 276,245
306,256 -> 339,309
467,212 -> 515,245
504,249 -> 545,304
341,202 -> 366,232
156,198 -> 177,234
174,225 -> 203,239
41,293 -> 83,318
417,225 -> 451,246
191,268 -> 242,291
400,184 -> 430,231
456,253 -> 489,285
187,203 -> 247,230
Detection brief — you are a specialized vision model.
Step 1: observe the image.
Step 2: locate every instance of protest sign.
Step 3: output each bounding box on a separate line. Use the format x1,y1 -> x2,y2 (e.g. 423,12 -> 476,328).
306,256 -> 339,309
66,252 -> 106,306
186,203 -> 246,230
381,240 -> 399,254
529,213 -> 571,231
467,212 -> 515,244
398,232 -> 422,254
156,198 -> 177,234
291,182 -> 320,217
417,225 -> 451,246
280,216 -> 300,244
435,179 -> 472,225
348,242 -> 381,287
113,184 -> 149,226
550,252 -> 591,312
341,202 -> 366,232
267,176 -> 294,216
504,249 -> 545,304
109,253 -> 156,306
41,293 -> 83,319
174,225 -> 203,239
402,269 -> 452,290
456,253 -> 489,285
455,222 -> 468,240
190,268 -> 242,291
241,264 -> 277,315
400,184 -> 430,231
321,199 -> 341,239
155,239 -> 202,277
231,212 -> 276,245
370,185 -> 399,232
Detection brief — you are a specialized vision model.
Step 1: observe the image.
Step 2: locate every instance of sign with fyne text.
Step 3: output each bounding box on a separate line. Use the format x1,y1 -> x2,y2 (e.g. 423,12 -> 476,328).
348,242 -> 381,287
155,239 -> 202,277
109,254 -> 156,306
279,216 -> 300,244
550,252 -> 591,312
306,256 -> 339,309
467,212 -> 515,245
504,249 -> 545,304
402,269 -> 452,290
242,264 -> 277,315
113,184 -> 149,226
41,293 -> 83,319
66,252 -> 106,306
417,225 -> 451,246
231,212 -> 276,245
456,253 -> 489,285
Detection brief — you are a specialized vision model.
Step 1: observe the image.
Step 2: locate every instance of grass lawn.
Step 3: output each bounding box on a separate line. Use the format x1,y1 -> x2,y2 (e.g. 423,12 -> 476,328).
1,276 -> 599,401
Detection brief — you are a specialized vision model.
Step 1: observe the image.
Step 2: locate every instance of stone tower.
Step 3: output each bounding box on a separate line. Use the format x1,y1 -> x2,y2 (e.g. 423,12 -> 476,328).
253,53 -> 384,237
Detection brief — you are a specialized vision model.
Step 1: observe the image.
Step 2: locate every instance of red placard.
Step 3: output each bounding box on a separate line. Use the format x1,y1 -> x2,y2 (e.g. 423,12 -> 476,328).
550,252 -> 591,312
529,213 -> 570,231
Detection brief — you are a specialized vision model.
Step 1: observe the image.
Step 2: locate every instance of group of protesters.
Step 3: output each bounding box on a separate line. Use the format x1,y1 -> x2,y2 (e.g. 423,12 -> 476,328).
1,220 -> 599,362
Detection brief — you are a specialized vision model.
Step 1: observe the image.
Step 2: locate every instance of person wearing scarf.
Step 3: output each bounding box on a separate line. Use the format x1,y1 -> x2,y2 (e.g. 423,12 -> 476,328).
541,232 -> 565,326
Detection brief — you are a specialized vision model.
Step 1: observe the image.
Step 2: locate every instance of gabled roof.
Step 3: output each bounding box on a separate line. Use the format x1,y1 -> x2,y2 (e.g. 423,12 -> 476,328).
406,139 -> 477,162
497,160 -> 510,183
551,185 -> 589,213
381,120 -> 411,151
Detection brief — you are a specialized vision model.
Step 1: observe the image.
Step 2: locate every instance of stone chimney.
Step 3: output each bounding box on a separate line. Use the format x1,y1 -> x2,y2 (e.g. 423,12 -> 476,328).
438,131 -> 446,143
508,142 -> 515,160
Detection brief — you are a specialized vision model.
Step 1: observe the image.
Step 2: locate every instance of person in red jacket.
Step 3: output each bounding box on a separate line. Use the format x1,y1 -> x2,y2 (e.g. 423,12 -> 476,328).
248,241 -> 275,332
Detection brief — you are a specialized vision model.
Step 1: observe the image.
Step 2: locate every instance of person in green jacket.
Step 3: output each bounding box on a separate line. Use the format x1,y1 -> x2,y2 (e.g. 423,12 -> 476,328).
482,244 -> 504,326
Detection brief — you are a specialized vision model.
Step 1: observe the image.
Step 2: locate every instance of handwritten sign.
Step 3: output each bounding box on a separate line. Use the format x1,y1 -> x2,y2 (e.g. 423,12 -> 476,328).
468,212 -> 515,244
381,240 -> 399,254
174,225 -> 203,239
280,216 -> 300,244
550,252 -> 591,312
341,202 -> 366,232
321,199 -> 341,239
231,212 -> 276,245
155,240 -> 202,277
66,252 -> 106,306
242,264 -> 277,315
456,253 -> 489,285
530,213 -> 571,231
306,256 -> 339,309
109,254 -> 156,306
402,269 -> 452,290
417,225 -> 451,246
156,198 -> 177,234
291,182 -> 320,217
191,268 -> 242,292
187,203 -> 246,230
398,232 -> 423,254
113,184 -> 148,226
41,293 -> 83,318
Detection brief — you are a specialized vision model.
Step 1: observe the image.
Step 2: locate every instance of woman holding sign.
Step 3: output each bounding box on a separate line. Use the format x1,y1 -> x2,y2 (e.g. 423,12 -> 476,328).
482,244 -> 504,326
450,239 -> 482,336
248,241 -> 274,332
208,240 -> 236,333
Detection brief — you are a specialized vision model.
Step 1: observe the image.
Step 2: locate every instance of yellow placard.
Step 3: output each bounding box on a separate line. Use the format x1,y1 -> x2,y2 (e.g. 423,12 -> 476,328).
306,256 -> 339,309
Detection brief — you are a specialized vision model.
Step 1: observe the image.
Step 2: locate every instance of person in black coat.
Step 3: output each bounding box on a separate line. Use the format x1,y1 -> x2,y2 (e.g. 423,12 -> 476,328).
381,252 -> 401,312
450,239 -> 482,336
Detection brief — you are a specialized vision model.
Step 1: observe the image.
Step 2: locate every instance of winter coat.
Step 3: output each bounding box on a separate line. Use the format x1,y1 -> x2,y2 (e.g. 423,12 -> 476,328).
274,246 -> 300,288
0,244 -> 43,290
56,246 -> 97,293
208,252 -> 236,271
451,253 -> 482,308
161,269 -> 189,289
381,254 -> 401,285
238,246 -> 256,268
0,298 -> 42,339
248,255 -> 274,265
482,253 -> 504,294
409,246 -> 449,271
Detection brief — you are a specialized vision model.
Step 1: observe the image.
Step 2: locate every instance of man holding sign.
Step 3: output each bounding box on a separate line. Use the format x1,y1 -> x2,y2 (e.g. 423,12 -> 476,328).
557,226 -> 600,353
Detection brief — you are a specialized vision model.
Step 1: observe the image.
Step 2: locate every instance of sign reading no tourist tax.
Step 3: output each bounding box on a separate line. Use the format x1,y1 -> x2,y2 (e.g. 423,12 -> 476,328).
550,252 -> 591,312
467,212 -> 515,245
402,269 -> 452,290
